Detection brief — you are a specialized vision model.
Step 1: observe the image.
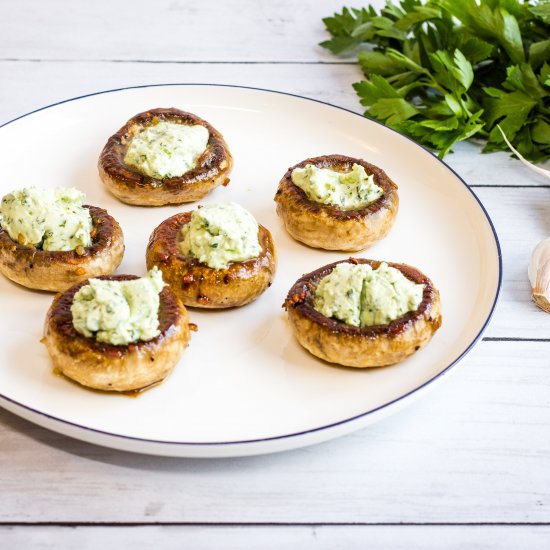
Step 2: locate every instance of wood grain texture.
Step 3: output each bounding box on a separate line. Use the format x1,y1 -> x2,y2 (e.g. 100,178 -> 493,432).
0,0 -> 358,62
2,342 -> 549,523
1,0 -> 550,542
0,61 -> 363,123
2,526 -> 550,550
473,187 -> 550,338
1,61 -> 547,188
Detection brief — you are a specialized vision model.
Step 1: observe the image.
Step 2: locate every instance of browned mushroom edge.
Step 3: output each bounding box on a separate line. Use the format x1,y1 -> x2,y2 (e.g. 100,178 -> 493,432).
45,274 -> 185,358
275,154 -> 398,220
98,107 -> 232,195
284,258 -> 440,338
0,205 -> 121,272
146,211 -> 276,307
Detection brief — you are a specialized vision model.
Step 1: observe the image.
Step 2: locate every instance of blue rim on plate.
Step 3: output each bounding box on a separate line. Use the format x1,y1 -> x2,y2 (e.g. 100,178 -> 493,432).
0,83 -> 502,448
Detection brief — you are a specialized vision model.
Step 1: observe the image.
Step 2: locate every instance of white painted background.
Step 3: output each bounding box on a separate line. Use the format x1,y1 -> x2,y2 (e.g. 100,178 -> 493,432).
1,0 -> 549,547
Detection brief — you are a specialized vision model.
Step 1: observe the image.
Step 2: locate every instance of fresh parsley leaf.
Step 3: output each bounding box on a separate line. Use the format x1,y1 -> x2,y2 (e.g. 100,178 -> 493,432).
321,0 -> 550,161
530,2 -> 550,24
529,39 -> 550,69
393,6 -> 441,30
532,119 -> 550,145
319,36 -> 361,55
460,37 -> 496,65
365,98 -> 419,125
541,62 -> 550,85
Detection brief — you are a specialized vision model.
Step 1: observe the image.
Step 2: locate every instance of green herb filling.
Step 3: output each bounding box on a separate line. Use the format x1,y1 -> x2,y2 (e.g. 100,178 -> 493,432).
314,262 -> 424,327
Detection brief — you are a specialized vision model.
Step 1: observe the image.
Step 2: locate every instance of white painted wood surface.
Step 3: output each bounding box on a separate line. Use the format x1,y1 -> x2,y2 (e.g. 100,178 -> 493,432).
2,526 -> 550,550
0,0 -> 358,62
1,0 -> 549,547
2,341 -> 550,523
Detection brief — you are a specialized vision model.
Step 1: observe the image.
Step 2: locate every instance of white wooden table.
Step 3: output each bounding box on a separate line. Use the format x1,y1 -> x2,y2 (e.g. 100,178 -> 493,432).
1,1 -> 549,548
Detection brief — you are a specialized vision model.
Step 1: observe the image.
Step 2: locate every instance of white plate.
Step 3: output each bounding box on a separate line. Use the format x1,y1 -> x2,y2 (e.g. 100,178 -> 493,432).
0,85 -> 501,457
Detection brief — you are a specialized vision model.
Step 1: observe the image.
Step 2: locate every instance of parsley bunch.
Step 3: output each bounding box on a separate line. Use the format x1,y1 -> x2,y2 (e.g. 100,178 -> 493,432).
321,0 -> 550,160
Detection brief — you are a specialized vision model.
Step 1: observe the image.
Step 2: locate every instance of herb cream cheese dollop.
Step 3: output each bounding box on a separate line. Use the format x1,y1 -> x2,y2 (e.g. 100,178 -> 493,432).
178,203 -> 262,270
71,267 -> 165,346
314,262 -> 424,327
124,121 -> 209,179
291,163 -> 383,210
0,186 -> 92,251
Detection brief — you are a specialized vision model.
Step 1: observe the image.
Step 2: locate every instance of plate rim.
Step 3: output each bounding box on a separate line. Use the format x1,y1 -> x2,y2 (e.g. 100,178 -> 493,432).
0,83 -> 503,449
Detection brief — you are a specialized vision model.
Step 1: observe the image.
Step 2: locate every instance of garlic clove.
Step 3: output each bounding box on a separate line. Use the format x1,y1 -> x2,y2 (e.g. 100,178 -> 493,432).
529,237 -> 550,313
499,125 -> 550,312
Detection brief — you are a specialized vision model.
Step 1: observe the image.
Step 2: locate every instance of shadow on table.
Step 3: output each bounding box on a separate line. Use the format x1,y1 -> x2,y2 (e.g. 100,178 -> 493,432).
1,405 -> 401,471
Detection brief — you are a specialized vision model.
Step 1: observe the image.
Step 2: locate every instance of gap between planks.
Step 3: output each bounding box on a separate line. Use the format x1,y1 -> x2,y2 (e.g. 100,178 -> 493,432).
483,337 -> 550,342
0,58 -> 358,65
470,185 -> 550,189
3,522 -> 550,527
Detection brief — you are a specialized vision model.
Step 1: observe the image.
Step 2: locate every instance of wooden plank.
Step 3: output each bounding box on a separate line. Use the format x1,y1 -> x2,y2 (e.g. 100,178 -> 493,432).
1,60 -> 546,188
472,187 -> 550,338
2,341 -> 549,523
1,0 -> 547,540
0,0 -> 357,62
2,525 -> 550,550
0,60 -> 363,123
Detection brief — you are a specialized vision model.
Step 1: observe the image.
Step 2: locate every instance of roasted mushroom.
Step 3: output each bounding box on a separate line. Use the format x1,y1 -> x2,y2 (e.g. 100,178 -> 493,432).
0,204 -> 124,292
275,154 -> 398,251
146,205 -> 276,309
284,258 -> 441,368
98,107 -> 233,206
43,274 -> 190,392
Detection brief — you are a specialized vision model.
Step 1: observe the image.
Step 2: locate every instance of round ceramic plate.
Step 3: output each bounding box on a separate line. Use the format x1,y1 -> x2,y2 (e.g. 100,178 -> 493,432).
0,85 -> 501,457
